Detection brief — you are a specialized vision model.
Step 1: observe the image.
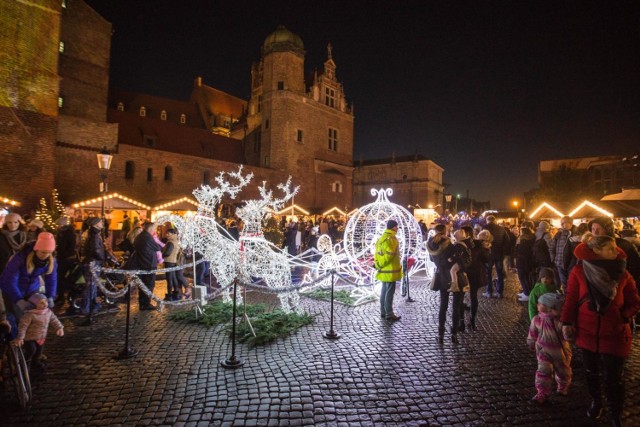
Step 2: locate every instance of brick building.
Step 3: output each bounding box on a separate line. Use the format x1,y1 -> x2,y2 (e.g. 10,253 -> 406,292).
536,155 -> 640,206
353,155 -> 445,209
1,2 -> 355,215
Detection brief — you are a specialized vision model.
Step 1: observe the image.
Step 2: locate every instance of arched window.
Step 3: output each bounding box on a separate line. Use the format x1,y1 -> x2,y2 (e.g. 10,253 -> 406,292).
180,114 -> 186,124
160,110 -> 167,120
139,106 -> 146,117
125,161 -> 135,179
332,182 -> 343,193
203,170 -> 211,186
164,166 -> 173,181
117,102 -> 124,111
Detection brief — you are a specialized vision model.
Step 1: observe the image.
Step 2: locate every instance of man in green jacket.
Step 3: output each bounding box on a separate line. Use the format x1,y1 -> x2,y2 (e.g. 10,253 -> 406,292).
374,219 -> 403,321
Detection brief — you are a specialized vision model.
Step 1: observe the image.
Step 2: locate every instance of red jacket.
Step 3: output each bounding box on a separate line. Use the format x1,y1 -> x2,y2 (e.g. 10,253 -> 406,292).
560,243 -> 640,358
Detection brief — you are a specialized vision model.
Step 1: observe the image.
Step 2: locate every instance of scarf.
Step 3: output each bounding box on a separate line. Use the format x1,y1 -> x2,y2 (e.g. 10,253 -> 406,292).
1,229 -> 26,253
582,257 -> 626,314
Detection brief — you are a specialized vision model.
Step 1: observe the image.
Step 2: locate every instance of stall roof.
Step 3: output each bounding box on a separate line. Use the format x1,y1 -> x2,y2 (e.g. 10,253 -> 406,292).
322,206 -> 347,216
598,200 -> 640,218
601,188 -> 640,201
153,197 -> 199,211
568,200 -> 614,219
528,202 -> 565,219
276,204 -> 310,215
71,193 -> 151,210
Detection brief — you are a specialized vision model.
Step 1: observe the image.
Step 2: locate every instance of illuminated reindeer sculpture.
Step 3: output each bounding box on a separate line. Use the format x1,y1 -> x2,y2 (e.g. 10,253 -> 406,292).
159,167 -> 254,303
235,178 -> 301,313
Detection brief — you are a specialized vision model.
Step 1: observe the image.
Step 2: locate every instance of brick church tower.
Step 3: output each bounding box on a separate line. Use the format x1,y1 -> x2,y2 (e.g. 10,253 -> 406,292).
245,26 -> 354,212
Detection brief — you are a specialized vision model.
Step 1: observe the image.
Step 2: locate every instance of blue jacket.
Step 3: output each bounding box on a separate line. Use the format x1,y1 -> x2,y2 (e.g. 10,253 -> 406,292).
0,243 -> 58,304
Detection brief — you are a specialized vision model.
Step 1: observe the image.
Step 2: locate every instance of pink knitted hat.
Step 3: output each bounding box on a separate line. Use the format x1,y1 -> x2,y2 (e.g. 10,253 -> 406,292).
34,232 -> 56,251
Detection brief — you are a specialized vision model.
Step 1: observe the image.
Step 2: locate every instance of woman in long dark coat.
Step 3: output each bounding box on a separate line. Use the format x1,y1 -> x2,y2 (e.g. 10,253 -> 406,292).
460,226 -> 491,331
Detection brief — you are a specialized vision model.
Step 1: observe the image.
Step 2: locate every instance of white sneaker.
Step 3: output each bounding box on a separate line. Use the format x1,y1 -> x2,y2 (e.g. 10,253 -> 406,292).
518,295 -> 530,302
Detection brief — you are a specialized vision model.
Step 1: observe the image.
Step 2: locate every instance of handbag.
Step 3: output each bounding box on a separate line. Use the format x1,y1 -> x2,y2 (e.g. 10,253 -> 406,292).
458,271 -> 470,292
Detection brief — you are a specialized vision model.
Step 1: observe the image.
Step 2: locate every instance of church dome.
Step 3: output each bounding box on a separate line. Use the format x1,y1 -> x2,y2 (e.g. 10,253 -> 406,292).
263,26 -> 304,53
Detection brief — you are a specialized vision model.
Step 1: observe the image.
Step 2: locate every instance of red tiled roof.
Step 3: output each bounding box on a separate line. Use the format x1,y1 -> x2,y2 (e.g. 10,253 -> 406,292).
108,110 -> 246,164
108,90 -> 207,129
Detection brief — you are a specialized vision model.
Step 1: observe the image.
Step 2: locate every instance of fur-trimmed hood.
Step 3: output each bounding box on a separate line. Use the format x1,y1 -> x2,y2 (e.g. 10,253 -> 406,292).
427,234 -> 451,256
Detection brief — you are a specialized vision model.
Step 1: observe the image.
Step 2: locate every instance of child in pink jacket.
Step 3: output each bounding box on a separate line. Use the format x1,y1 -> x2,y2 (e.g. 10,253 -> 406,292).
13,293 -> 64,374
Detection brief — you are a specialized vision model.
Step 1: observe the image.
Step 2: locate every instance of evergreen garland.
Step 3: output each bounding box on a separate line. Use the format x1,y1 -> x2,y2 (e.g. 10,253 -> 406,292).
170,300 -> 315,347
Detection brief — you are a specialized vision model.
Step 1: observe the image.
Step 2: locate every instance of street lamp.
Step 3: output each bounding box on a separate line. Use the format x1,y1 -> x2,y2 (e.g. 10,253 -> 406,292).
96,147 -> 113,239
513,200 -> 519,226
444,193 -> 452,212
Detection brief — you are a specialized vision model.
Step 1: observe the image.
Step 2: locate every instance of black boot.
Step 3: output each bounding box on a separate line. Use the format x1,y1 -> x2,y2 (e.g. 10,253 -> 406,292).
451,333 -> 459,344
469,318 -> 477,331
586,369 -> 603,420
436,328 -> 444,345
606,380 -> 624,427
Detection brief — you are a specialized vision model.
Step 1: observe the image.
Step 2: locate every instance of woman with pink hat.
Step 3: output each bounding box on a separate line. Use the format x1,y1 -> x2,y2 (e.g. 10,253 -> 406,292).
0,232 -> 58,335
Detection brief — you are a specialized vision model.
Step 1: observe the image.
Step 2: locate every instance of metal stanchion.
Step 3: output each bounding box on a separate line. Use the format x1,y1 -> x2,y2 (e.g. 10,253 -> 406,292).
221,279 -> 244,369
81,264 -> 94,326
323,270 -> 340,340
115,280 -> 138,359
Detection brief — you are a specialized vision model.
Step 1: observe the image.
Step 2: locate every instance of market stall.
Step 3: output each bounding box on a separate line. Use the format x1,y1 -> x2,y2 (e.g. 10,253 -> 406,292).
70,193 -> 151,241
151,197 -> 199,221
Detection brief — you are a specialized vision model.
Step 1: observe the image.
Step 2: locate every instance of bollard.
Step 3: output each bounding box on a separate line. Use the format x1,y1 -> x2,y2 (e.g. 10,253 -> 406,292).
323,270 -> 341,340
221,279 -> 244,369
115,280 -> 138,359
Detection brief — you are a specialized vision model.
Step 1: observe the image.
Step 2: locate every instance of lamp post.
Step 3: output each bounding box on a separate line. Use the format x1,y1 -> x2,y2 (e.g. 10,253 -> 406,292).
96,147 -> 113,240
513,201 -> 519,226
444,193 -> 452,213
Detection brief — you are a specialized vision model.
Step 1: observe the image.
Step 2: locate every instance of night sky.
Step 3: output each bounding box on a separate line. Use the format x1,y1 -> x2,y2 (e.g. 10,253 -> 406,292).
85,0 -> 640,209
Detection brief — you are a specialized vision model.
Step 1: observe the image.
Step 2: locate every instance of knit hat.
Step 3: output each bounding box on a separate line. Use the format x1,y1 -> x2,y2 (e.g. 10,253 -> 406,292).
87,217 -> 102,228
55,216 -> 70,226
538,292 -> 564,312
28,293 -> 47,307
4,213 -> 21,222
386,219 -> 398,229
33,232 -> 56,251
538,267 -> 555,281
28,219 -> 44,229
477,229 -> 493,242
537,221 -> 550,231
588,216 -> 615,237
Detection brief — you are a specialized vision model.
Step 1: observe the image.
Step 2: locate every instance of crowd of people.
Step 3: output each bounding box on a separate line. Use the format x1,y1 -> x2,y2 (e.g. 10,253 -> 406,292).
415,214 -> 639,426
1,209 -> 639,425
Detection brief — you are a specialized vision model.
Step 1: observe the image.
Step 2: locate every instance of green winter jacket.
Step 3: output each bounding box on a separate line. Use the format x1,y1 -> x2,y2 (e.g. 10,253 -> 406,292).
374,229 -> 403,282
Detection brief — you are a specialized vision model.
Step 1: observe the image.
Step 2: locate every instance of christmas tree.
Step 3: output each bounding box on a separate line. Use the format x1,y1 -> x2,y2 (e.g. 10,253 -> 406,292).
35,189 -> 66,232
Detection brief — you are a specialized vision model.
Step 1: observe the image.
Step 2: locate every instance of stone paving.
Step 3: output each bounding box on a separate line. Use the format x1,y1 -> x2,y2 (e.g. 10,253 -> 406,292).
1,271 -> 639,426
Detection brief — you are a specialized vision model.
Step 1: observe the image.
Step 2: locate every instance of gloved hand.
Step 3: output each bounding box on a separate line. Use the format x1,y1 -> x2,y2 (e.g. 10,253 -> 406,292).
562,325 -> 575,342
15,299 -> 31,314
48,297 -> 55,309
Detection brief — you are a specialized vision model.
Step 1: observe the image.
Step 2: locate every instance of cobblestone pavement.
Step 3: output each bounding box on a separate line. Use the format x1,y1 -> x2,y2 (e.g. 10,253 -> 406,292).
1,271 -> 639,426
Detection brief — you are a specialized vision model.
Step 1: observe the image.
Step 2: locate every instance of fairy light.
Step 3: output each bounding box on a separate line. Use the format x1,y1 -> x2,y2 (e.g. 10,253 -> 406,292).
71,193 -> 151,210
528,202 -> 564,219
276,204 -> 309,215
568,200 -> 614,218
322,206 -> 346,216
153,197 -> 198,210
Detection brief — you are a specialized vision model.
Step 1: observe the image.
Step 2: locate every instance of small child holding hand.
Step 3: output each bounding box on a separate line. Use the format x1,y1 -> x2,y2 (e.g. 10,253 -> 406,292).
12,293 -> 64,375
527,292 -> 572,404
